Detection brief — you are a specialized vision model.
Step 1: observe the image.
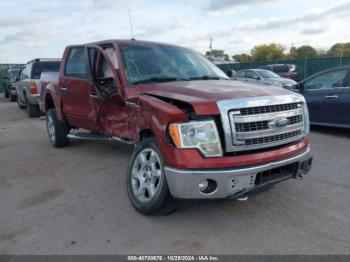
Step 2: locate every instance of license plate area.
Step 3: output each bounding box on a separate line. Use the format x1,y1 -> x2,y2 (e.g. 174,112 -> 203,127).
255,162 -> 298,186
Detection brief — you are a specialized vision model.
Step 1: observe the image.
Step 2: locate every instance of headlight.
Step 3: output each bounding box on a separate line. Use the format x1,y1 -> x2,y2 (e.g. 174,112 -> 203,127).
169,120 -> 222,157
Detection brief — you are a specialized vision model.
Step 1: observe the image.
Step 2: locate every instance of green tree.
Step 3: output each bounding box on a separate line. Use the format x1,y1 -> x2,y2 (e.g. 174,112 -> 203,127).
232,53 -> 251,62
290,45 -> 317,59
251,43 -> 285,61
205,49 -> 230,61
327,43 -> 350,57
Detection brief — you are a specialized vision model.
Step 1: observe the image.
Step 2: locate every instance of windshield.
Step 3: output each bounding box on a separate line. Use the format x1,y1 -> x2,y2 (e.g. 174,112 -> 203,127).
256,70 -> 280,78
120,43 -> 229,85
9,69 -> 21,80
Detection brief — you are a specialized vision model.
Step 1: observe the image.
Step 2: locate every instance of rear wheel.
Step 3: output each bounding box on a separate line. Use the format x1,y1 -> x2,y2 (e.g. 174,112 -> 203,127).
127,138 -> 176,215
17,95 -> 26,109
26,101 -> 41,117
46,108 -> 70,148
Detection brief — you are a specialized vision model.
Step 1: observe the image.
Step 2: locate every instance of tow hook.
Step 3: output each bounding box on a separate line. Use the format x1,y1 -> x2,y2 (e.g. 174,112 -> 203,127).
236,195 -> 248,201
293,171 -> 303,180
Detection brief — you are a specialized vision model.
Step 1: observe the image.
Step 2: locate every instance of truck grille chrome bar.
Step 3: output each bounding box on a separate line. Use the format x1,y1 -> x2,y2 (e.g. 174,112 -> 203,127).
217,95 -> 309,152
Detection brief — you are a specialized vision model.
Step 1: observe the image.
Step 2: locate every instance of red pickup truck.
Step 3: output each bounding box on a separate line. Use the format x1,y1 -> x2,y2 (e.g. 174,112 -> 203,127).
40,39 -> 313,215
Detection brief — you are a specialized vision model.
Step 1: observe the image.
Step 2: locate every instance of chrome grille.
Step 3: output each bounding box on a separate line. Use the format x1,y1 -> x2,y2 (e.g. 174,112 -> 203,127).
217,95 -> 309,153
245,130 -> 302,146
239,103 -> 299,115
235,115 -> 303,132
230,103 -> 305,149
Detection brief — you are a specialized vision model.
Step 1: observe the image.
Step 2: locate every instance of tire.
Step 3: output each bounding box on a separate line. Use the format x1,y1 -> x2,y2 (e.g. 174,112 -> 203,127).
26,101 -> 41,118
46,108 -> 70,148
17,95 -> 26,109
127,137 -> 176,215
9,93 -> 16,102
4,90 -> 9,98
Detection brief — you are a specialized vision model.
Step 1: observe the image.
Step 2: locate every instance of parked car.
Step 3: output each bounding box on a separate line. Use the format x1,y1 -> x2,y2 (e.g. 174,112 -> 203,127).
6,69 -> 22,102
235,69 -> 297,88
40,39 -> 312,215
292,65 -> 350,128
2,75 -> 11,98
17,58 -> 60,117
259,64 -> 298,80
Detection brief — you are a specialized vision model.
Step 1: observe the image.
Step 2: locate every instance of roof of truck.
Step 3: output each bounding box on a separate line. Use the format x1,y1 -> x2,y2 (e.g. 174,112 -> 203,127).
70,39 -> 183,48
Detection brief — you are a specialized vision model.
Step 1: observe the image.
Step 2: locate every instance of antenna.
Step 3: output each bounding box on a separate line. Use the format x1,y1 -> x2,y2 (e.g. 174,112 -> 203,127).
128,9 -> 135,40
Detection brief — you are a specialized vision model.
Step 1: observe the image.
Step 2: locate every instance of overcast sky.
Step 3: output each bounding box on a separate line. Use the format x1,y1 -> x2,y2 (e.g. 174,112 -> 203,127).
1,0 -> 349,63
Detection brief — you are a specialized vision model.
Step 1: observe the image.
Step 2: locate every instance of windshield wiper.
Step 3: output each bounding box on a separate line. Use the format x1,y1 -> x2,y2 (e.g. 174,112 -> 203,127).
189,75 -> 225,80
132,77 -> 189,85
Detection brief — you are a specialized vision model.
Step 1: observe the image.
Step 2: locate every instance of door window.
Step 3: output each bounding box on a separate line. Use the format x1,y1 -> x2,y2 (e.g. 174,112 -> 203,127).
65,48 -> 86,78
304,69 -> 348,90
236,71 -> 246,78
246,71 -> 258,79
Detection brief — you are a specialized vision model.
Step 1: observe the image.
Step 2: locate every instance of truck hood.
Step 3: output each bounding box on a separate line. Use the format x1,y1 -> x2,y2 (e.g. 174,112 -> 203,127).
141,80 -> 294,115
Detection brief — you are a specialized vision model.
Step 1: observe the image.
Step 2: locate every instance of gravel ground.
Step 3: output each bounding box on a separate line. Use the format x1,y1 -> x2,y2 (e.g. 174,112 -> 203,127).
0,96 -> 349,255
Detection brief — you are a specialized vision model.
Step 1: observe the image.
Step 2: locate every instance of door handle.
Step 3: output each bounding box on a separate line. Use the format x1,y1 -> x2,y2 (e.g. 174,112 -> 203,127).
90,92 -> 99,99
60,86 -> 68,92
324,95 -> 338,99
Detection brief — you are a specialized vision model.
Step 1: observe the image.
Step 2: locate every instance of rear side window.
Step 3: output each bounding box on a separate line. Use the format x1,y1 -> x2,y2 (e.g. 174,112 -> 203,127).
273,65 -> 289,73
31,61 -> 60,79
65,48 -> 86,78
236,71 -> 246,78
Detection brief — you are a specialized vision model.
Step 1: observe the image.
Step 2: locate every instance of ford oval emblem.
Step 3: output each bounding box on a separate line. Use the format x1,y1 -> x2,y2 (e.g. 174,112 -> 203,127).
269,117 -> 289,128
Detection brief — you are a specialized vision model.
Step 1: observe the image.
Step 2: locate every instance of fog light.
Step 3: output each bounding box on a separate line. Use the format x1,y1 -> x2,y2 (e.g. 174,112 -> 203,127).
199,180 -> 208,191
199,179 -> 217,194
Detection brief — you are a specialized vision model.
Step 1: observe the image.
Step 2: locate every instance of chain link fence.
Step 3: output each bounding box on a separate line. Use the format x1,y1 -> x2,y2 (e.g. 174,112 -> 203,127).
216,56 -> 350,81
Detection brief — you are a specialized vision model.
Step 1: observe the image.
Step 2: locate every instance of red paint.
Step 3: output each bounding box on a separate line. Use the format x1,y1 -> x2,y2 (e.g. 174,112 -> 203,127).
40,39 -> 310,170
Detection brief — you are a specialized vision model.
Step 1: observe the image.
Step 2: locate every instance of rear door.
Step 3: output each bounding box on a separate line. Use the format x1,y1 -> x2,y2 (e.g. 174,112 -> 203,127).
302,69 -> 348,124
61,47 -> 96,130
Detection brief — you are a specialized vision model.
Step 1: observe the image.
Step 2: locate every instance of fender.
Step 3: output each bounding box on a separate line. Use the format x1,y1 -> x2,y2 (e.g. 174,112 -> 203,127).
132,94 -> 188,146
43,82 -> 66,122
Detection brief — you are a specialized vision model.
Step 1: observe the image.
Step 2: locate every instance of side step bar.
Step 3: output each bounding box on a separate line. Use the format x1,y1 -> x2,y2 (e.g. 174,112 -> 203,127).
67,132 -> 134,145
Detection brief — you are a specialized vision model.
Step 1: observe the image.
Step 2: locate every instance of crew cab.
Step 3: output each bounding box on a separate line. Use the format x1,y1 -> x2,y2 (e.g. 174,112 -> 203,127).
40,39 -> 313,215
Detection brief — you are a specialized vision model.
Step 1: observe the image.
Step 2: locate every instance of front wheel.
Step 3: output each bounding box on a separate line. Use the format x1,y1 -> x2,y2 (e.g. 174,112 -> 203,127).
46,108 -> 70,148
127,138 -> 176,215
9,93 -> 16,102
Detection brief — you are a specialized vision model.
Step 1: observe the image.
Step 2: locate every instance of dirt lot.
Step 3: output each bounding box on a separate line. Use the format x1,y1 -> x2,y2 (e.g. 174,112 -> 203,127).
0,96 -> 349,255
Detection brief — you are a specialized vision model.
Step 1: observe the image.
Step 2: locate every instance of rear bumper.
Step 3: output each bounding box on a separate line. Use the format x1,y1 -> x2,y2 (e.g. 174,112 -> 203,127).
27,94 -> 40,105
164,147 -> 312,199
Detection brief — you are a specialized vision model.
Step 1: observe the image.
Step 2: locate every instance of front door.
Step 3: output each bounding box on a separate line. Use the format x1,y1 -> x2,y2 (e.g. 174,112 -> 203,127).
302,69 -> 348,124
61,47 -> 96,130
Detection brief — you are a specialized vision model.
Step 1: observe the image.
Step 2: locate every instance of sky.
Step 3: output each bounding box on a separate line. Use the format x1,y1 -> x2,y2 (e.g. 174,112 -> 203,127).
0,0 -> 350,63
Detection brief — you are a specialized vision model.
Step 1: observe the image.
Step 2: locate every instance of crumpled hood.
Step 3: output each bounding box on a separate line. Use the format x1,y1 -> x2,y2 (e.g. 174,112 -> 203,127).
141,80 -> 295,115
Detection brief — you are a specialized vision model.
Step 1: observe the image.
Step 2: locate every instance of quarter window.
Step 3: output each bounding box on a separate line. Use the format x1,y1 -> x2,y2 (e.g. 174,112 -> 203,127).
65,48 -> 86,78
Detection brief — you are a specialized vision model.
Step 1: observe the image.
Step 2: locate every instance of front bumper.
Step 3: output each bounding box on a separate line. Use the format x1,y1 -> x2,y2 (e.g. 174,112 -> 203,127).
164,147 -> 312,199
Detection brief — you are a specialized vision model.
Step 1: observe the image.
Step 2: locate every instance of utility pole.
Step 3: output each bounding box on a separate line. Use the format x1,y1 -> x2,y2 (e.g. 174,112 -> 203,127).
340,43 -> 345,65
128,9 -> 135,40
209,37 -> 213,58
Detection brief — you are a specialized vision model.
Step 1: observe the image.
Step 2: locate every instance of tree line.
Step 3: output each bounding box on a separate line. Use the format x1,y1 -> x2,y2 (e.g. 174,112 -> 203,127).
205,43 -> 350,63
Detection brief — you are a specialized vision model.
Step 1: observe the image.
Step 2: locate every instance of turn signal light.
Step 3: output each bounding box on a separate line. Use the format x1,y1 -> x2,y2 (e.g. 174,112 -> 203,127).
169,124 -> 181,147
30,82 -> 37,94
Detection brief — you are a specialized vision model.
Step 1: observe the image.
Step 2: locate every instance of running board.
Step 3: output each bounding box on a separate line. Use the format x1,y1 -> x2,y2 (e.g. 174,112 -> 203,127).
67,132 -> 134,144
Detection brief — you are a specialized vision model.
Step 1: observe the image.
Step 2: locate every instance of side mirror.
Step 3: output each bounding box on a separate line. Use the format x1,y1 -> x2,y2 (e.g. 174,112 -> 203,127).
253,75 -> 260,80
226,70 -> 236,78
2,76 -> 9,80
